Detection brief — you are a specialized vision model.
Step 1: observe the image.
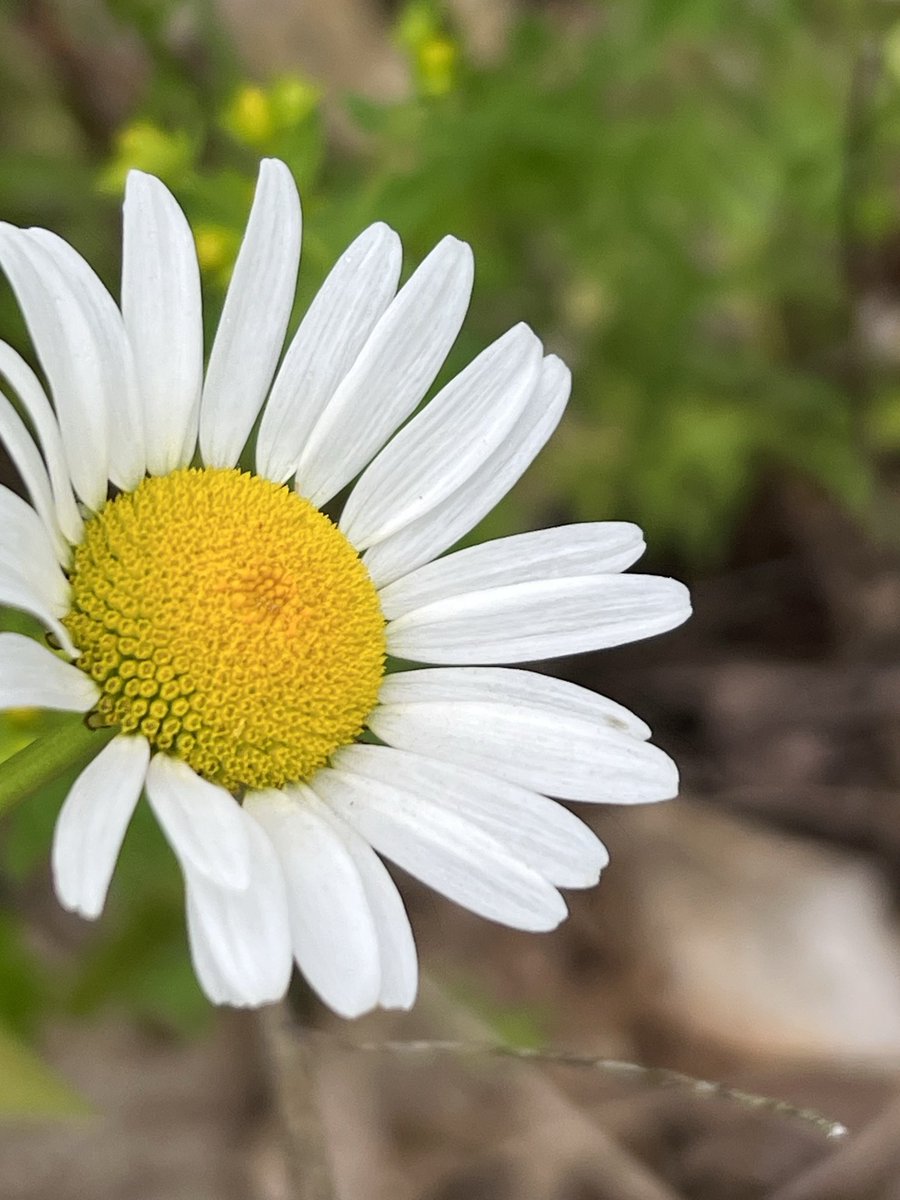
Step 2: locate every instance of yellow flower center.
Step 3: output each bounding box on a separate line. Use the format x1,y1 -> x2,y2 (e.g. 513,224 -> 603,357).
64,468 -> 386,793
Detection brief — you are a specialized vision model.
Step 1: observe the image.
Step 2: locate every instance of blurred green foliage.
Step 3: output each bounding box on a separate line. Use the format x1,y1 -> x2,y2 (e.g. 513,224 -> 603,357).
3,0 -> 897,563
7,0 -> 900,564
1,0 -> 900,1066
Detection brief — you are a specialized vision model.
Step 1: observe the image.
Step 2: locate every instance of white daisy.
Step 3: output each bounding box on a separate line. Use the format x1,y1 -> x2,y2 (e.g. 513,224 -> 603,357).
0,159 -> 690,1016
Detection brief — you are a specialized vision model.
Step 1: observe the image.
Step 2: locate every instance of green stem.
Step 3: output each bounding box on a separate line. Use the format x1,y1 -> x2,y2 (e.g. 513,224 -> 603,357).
0,718 -> 115,818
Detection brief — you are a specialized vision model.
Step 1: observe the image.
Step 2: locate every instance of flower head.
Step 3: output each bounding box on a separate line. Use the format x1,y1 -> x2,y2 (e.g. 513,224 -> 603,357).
0,160 -> 690,1015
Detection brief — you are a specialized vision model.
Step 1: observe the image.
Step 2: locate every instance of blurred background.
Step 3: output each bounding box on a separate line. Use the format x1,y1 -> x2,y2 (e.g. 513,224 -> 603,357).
1,0 -> 900,1196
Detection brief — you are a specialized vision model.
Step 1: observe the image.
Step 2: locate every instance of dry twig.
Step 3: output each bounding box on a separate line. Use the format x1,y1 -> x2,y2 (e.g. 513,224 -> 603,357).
339,1037 -> 849,1142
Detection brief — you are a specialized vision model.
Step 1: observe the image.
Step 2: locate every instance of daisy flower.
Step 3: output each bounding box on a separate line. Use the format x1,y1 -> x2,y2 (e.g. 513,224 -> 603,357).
0,160 -> 690,1016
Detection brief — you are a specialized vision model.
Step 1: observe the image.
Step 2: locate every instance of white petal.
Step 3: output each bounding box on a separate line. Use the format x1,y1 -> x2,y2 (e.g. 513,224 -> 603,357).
185,812 -> 292,1007
256,222 -> 402,484
331,744 -> 608,887
0,632 -> 97,711
364,354 -> 570,587
0,383 -> 71,563
245,788 -> 382,1018
0,484 -> 70,614
305,795 -> 417,1009
0,223 -> 110,508
379,667 -> 651,739
0,491 -> 75,653
379,523 -> 646,620
145,754 -> 251,889
387,574 -> 692,664
340,323 -> 542,549
0,575 -> 73,656
370,687 -> 677,805
0,341 -> 82,547
51,735 -> 149,919
24,228 -> 144,493
185,903 -> 238,1005
312,754 -> 567,931
295,235 -> 475,507
123,170 -> 204,475
199,159 -> 301,468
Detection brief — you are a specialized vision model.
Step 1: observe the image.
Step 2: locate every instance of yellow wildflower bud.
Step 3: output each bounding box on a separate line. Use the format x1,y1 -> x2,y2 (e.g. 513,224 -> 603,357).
225,85 -> 275,147
270,76 -> 321,128
417,35 -> 458,96
99,121 -> 194,195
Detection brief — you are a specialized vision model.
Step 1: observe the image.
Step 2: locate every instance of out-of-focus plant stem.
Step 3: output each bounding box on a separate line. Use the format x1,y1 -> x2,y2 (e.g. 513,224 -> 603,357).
260,1004 -> 336,1200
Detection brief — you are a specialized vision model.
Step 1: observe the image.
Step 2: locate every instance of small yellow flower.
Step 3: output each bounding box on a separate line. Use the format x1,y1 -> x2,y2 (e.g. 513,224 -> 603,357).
396,1 -> 459,96
270,77 -> 321,128
224,78 -> 321,149
99,121 -> 194,194
224,85 -> 275,148
417,35 -> 458,97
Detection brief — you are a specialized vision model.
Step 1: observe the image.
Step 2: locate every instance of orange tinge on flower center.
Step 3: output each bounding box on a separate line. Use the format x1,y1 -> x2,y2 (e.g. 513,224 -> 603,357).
64,467 -> 386,792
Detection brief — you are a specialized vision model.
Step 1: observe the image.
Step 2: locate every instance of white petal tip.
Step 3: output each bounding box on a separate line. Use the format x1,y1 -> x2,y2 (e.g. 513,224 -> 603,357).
520,894 -> 568,933
441,233 -> 471,252
367,220 -> 399,239
614,750 -> 680,805
235,992 -> 286,1010
328,997 -> 379,1021
52,866 -> 106,920
54,892 -> 101,921
656,756 -> 680,801
434,234 -> 474,274
259,158 -> 296,187
663,579 -> 693,620
564,865 -> 605,890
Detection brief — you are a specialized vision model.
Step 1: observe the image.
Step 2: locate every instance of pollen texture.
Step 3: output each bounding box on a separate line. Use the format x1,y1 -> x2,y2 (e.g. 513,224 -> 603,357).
64,468 -> 386,792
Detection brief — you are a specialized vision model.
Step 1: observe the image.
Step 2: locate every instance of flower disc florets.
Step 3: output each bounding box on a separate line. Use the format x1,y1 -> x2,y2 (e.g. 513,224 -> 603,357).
64,467 -> 386,792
